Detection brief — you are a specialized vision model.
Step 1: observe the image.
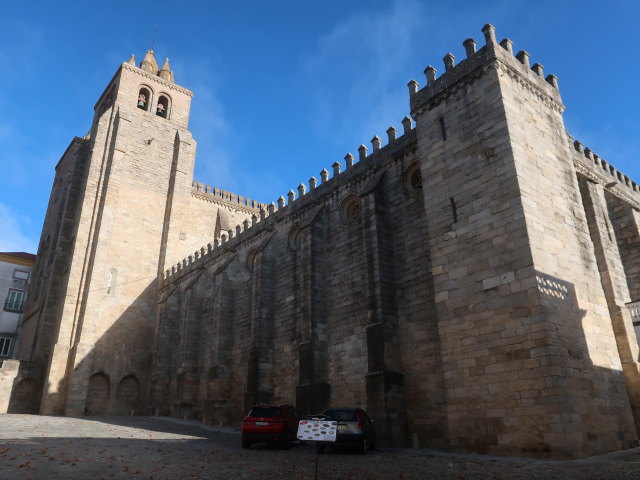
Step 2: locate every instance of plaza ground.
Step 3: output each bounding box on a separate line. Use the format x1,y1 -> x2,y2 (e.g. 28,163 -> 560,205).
0,415 -> 639,479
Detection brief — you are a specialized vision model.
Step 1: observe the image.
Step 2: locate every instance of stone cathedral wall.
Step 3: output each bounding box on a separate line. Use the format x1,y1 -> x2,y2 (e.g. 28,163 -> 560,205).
152,122 -> 448,446
3,23 -> 640,460
152,25 -> 640,457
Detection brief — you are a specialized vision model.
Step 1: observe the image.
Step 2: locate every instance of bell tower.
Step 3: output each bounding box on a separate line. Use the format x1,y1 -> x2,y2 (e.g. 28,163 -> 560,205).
24,49 -> 198,416
93,50 -> 192,131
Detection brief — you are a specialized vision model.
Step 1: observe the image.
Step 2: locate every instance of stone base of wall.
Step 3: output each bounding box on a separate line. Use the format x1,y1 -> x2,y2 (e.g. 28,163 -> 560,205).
0,360 -> 20,413
0,360 -> 43,414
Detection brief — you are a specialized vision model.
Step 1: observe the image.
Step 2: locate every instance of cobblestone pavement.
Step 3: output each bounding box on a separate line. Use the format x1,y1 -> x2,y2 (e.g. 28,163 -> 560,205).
1,415 -> 640,479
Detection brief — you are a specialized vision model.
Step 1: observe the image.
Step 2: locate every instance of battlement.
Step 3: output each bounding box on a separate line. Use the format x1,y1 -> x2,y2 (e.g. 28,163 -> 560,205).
409,24 -> 562,116
161,116 -> 417,286
571,135 -> 640,207
191,182 -> 267,211
161,23 -> 640,289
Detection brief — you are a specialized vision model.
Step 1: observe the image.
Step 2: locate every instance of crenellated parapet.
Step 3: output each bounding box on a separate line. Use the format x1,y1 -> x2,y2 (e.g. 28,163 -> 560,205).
409,24 -> 563,117
161,115 -> 418,287
570,135 -> 640,209
406,23 -> 639,211
191,182 -> 267,213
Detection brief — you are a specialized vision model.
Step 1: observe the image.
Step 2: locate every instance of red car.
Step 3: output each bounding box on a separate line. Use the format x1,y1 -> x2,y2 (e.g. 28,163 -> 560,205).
241,404 -> 301,449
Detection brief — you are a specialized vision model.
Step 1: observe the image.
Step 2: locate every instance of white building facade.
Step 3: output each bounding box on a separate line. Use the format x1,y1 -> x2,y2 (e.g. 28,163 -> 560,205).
0,252 -> 35,359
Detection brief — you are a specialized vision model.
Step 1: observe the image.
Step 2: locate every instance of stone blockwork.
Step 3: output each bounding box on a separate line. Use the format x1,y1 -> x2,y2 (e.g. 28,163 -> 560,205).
407,25 -> 640,457
8,27 -> 640,459
11,51 -> 262,418
153,127 -> 437,448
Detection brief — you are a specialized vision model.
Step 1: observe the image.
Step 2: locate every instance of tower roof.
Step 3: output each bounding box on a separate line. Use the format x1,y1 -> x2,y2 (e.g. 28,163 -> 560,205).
140,50 -> 159,74
134,50 -> 174,83
159,58 -> 172,81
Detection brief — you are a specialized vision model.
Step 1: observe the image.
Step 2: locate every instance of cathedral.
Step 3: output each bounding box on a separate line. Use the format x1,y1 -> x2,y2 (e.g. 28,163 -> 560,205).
3,24 -> 640,458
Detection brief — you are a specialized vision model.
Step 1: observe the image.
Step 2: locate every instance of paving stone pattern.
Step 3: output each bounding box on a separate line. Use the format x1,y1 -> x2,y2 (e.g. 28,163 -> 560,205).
1,415 -> 640,480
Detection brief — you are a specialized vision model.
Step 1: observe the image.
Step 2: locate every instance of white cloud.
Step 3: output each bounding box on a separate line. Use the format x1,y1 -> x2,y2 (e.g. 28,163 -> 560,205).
0,202 -> 37,253
299,0 -> 428,147
172,55 -> 237,190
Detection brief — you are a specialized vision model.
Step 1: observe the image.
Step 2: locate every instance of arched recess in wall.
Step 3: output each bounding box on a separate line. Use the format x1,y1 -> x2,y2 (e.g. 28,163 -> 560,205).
85,372 -> 110,415
8,378 -> 41,414
287,224 -> 302,253
137,86 -> 152,111
115,374 -> 141,415
214,208 -> 231,239
156,94 -> 170,118
246,248 -> 259,272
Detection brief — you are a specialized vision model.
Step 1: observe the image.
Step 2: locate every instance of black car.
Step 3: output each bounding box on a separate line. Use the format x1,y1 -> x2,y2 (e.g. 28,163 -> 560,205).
315,408 -> 376,454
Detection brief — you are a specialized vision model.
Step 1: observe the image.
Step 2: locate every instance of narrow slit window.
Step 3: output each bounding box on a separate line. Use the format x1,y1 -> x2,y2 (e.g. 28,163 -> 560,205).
439,117 -> 447,141
450,197 -> 458,223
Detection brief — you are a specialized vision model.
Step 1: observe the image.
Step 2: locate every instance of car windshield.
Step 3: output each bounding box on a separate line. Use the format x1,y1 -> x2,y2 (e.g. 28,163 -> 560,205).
249,407 -> 281,418
323,409 -> 357,421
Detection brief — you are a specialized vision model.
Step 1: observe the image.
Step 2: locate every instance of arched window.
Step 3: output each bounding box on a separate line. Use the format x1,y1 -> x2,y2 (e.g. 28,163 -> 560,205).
137,87 -> 150,111
156,95 -> 169,118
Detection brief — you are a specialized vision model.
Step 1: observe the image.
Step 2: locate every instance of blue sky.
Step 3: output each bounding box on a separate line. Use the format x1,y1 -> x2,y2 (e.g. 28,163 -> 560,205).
0,0 -> 638,253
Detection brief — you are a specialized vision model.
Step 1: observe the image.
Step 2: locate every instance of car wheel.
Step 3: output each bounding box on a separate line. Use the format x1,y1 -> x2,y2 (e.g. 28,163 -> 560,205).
281,432 -> 291,449
242,440 -> 252,449
316,444 -> 325,454
360,438 -> 367,455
